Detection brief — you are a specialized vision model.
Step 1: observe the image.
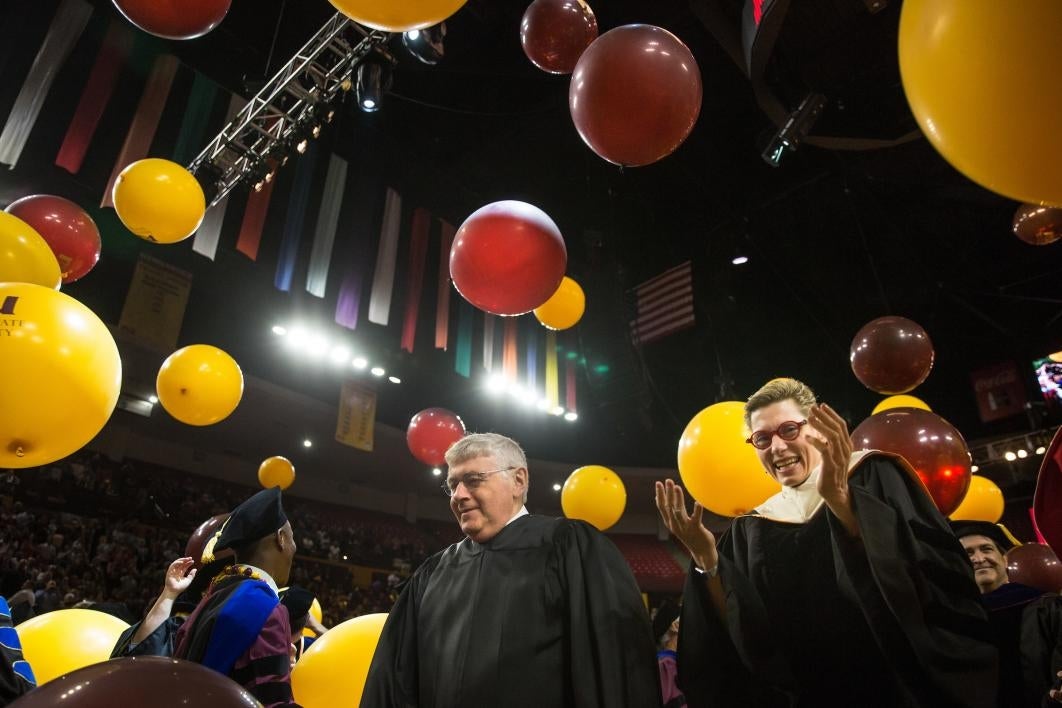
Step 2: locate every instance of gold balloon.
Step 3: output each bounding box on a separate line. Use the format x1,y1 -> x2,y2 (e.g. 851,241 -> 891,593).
0,283 -> 121,468
303,596 -> 323,639
112,158 -> 206,243
561,465 -> 626,531
949,475 -> 1005,523
328,0 -> 467,31
292,613 -> 388,708
872,394 -> 931,415
533,276 -> 585,331
17,609 -> 129,684
156,344 -> 244,426
899,1 -> 1062,206
259,455 -> 295,490
677,401 -> 778,516
0,211 -> 61,289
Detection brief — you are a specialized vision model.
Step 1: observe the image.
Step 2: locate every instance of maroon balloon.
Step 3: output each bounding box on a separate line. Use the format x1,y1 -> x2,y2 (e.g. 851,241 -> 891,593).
850,316 -> 935,395
185,513 -> 231,569
850,408 -> 972,516
569,24 -> 702,166
450,200 -> 567,316
112,0 -> 231,40
407,408 -> 466,467
520,0 -> 598,74
5,194 -> 101,283
1013,203 -> 1062,246
9,656 -> 258,707
1007,543 -> 1062,593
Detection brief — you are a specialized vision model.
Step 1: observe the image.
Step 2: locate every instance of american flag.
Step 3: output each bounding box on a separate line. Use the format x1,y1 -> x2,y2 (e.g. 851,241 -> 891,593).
629,261 -> 695,345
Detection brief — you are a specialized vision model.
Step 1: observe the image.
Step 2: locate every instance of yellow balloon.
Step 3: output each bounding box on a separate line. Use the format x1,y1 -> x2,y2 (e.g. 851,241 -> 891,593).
677,401 -> 778,517
17,608 -> 129,684
533,276 -> 585,331
112,158 -> 206,243
899,1 -> 1062,206
292,613 -> 388,708
561,465 -> 626,531
329,0 -> 466,31
0,211 -> 61,289
302,597 -> 323,638
259,455 -> 295,490
156,344 -> 244,426
949,475 -> 1005,523
0,283 -> 121,468
872,394 -> 931,415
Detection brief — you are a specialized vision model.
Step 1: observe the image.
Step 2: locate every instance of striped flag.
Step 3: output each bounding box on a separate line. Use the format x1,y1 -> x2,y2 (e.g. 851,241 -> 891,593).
629,261 -> 695,345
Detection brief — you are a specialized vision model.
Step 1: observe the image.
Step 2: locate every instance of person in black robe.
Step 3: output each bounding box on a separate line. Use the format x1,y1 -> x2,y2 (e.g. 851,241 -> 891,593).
657,377 -> 997,708
361,432 -> 660,708
0,595 -> 35,705
110,556 -> 203,658
953,520 -> 1062,707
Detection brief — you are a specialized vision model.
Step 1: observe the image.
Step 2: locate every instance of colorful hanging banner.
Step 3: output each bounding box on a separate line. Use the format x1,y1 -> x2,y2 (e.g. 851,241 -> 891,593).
306,153 -> 349,297
172,72 -> 219,165
118,254 -> 192,352
483,314 -> 496,373
235,169 -> 276,261
335,269 -> 364,330
55,19 -> 134,174
545,331 -> 559,407
503,318 -> 518,379
275,141 -> 319,292
192,93 -> 244,260
435,220 -> 455,350
368,187 -> 401,326
526,325 -> 538,391
400,208 -> 431,353
336,380 -> 376,452
455,299 -> 473,378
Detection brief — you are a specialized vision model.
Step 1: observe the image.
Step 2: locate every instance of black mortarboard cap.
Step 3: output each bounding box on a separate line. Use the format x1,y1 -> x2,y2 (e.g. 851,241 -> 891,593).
950,520 -> 1020,552
212,487 -> 288,555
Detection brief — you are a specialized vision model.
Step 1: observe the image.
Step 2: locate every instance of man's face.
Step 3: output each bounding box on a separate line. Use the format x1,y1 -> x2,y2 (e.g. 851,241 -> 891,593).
749,399 -> 821,488
447,455 -> 526,543
961,534 -> 1009,593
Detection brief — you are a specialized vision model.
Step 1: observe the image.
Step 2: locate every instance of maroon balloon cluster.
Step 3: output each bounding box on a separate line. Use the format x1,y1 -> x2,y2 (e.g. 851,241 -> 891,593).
520,0 -> 598,74
407,408 -> 467,467
184,513 -> 231,569
1007,543 -> 1062,593
1012,204 -> 1062,246
112,0 -> 231,40
5,194 -> 101,284
850,316 -> 935,395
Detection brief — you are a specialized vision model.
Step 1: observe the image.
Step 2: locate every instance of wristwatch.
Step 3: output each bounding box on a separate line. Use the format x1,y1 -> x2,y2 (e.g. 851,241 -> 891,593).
694,563 -> 719,579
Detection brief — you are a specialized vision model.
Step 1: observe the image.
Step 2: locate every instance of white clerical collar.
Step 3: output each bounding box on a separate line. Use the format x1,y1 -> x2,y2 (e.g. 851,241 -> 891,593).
240,564 -> 279,595
505,506 -> 529,527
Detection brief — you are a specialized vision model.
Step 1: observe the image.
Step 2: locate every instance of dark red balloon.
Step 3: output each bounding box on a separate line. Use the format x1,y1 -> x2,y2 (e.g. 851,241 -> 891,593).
520,0 -> 598,74
112,0 -> 231,40
407,408 -> 466,467
185,513 -> 231,569
9,656 -> 258,707
569,24 -> 702,166
1013,204 -> 1062,246
850,408 -> 972,516
1007,543 -> 1062,593
850,316 -> 935,394
450,201 -> 567,316
5,194 -> 101,284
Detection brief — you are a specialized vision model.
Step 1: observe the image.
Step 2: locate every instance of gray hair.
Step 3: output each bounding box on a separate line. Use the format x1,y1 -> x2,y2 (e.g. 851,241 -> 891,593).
744,377 -> 817,430
445,432 -> 529,503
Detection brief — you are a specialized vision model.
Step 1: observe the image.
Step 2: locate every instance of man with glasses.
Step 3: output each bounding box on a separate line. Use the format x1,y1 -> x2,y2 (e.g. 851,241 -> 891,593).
362,432 -> 660,707
657,377 -> 996,708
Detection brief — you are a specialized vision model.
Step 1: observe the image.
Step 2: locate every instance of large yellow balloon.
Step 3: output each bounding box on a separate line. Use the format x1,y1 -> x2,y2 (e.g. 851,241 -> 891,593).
329,0 -> 467,32
156,344 -> 244,426
872,394 -> 931,415
949,475 -> 1005,523
0,211 -> 61,289
677,401 -> 778,517
112,158 -> 206,243
0,283 -> 121,468
899,1 -> 1062,206
259,455 -> 295,490
292,613 -> 388,708
561,465 -> 626,531
17,609 -> 129,684
303,596 -> 323,638
533,276 -> 585,331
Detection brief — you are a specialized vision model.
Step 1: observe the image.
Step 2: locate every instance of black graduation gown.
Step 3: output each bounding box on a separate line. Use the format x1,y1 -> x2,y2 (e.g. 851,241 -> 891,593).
110,616 -> 183,658
678,453 -> 997,708
360,514 -> 661,708
982,582 -> 1062,708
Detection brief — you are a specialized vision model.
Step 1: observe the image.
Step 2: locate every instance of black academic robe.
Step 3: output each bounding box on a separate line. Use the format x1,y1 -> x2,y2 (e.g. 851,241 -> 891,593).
678,453 -> 997,708
360,514 -> 660,708
110,616 -> 183,658
982,582 -> 1062,708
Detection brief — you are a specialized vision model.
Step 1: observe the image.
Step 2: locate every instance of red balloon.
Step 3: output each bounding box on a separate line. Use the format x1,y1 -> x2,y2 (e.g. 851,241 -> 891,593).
185,513 -> 230,569
520,0 -> 598,74
112,0 -> 231,40
850,408 -> 972,516
5,195 -> 101,283
450,201 -> 567,316
407,408 -> 466,467
569,25 -> 702,166
9,656 -> 257,707
850,316 -> 935,394
1013,204 -> 1062,246
1007,543 -> 1062,593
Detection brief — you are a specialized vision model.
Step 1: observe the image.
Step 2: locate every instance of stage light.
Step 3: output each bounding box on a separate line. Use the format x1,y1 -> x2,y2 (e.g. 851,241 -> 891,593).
370,366 -> 386,377
401,23 -> 446,65
330,346 -> 351,364
285,328 -> 308,350
1004,451 -> 1017,461
306,335 -> 329,357
485,375 -> 507,395
732,255 -> 749,265
550,406 -> 565,416
970,465 -> 979,472
272,325 -> 287,336
388,376 -> 401,384
356,61 -> 390,113
303,439 -> 313,448
1017,449 -> 1028,459
761,93 -> 826,167
352,357 -> 368,369
1037,446 -> 1047,455
564,411 -> 578,422
552,483 -> 562,492
536,398 -> 551,411
432,467 -> 442,476
148,395 -> 158,404
296,138 -> 309,154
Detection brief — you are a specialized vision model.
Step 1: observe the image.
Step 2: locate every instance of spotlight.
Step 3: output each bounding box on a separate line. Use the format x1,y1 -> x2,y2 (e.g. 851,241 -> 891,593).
303,439 -> 313,448
431,467 -> 442,476
271,325 -> 287,336
296,138 -> 308,154
306,335 -> 329,357
1017,449 -> 1028,459
401,23 -> 446,65
564,411 -> 579,422
388,376 -> 401,384
731,255 -> 749,265
352,357 -> 368,369
285,328 -> 308,350
356,61 -> 391,113
1004,451 -> 1017,461
485,375 -> 507,395
330,346 -> 351,364
1037,446 -> 1047,455
311,124 -> 322,139
535,398 -> 551,411
549,406 -> 565,417
970,465 -> 979,473
552,483 -> 562,492
370,366 -> 386,377
761,93 -> 827,167
148,395 -> 158,404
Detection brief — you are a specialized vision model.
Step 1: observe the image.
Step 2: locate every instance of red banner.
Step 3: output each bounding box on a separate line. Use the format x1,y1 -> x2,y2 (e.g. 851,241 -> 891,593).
435,220 -> 455,350
970,361 -> 1027,423
400,208 -> 431,353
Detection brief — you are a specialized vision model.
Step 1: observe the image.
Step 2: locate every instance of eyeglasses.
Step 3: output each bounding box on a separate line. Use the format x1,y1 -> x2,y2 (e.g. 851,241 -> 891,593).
442,467 -> 515,497
745,420 -> 807,450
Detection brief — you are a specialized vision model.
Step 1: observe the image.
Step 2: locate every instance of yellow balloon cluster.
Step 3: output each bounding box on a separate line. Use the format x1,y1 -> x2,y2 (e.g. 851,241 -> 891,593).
259,455 -> 295,490
949,475 -> 1005,523
677,401 -> 778,517
156,344 -> 244,426
0,211 -> 61,289
534,276 -> 585,330
872,394 -> 930,415
328,0 -> 467,32
292,613 -> 388,708
17,609 -> 129,685
561,465 -> 626,531
112,158 -> 206,243
0,283 -> 122,469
